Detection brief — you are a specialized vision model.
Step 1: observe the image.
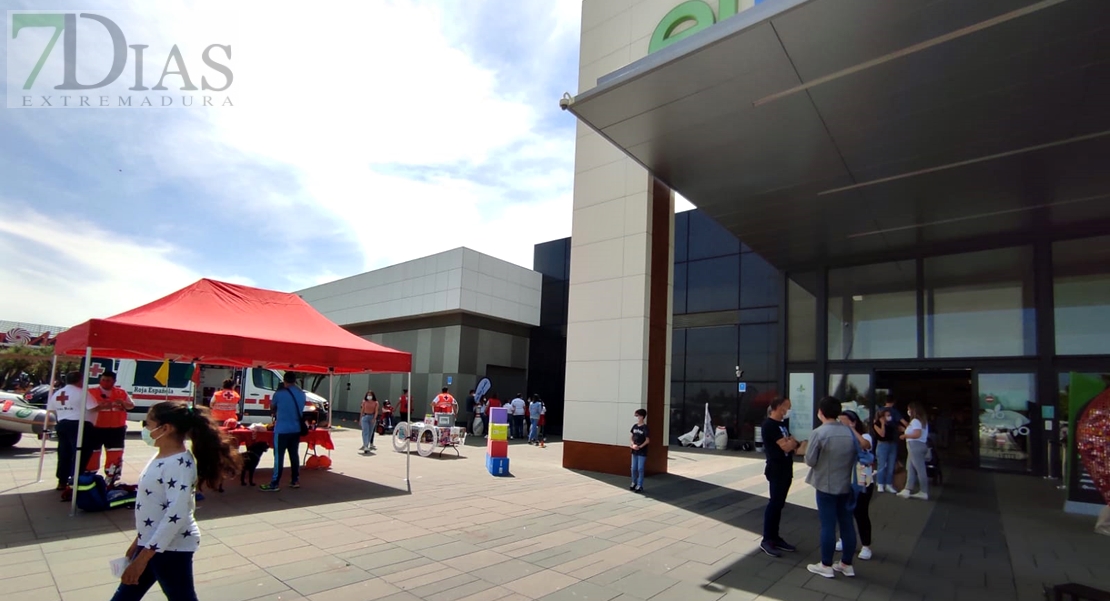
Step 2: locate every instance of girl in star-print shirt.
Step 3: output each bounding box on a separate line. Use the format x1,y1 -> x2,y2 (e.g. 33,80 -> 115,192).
112,402 -> 241,601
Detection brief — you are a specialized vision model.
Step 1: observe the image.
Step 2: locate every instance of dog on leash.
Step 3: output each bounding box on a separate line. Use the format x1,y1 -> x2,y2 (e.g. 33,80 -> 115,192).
218,441 -> 270,491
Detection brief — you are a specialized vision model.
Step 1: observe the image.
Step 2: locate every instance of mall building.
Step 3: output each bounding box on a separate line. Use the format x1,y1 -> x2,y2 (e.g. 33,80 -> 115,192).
559,0 -> 1110,513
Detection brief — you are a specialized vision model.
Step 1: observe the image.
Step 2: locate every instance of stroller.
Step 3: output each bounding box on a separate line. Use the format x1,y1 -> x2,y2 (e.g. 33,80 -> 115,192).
925,436 -> 943,485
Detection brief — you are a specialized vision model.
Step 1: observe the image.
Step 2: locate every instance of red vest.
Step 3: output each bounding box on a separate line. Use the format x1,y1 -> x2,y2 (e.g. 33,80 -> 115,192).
90,386 -> 130,428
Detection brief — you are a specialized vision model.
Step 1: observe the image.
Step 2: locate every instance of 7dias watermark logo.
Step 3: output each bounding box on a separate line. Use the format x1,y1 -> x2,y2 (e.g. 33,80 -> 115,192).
7,11 -> 234,108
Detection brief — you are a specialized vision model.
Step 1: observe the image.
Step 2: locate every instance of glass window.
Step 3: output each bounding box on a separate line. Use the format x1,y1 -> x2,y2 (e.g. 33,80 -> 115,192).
828,261 -> 917,360
741,253 -> 780,308
739,323 -> 777,382
925,247 -> 1035,358
687,210 -> 741,260
687,255 -> 740,313
685,325 -> 738,382
828,372 -> 873,423
533,239 -> 569,280
670,382 -> 685,442
683,381 -> 739,440
738,381 -> 778,442
674,262 -> 687,315
133,361 -> 192,388
1054,236 -> 1110,355
788,274 -> 817,362
671,328 -> 686,381
1058,371 -> 1110,505
977,373 -> 1035,472
253,369 -> 280,391
675,210 -> 689,263
540,280 -> 567,327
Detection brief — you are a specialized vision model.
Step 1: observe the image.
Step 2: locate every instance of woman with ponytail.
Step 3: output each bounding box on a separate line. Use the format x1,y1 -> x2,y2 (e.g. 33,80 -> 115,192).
111,402 -> 241,601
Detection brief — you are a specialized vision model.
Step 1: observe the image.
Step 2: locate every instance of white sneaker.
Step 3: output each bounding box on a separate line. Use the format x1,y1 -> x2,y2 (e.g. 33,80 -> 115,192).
358,446 -> 365,451
858,546 -> 872,560
911,492 -> 929,500
370,445 -> 377,451
807,563 -> 835,579
874,486 -> 884,494
896,489 -> 911,498
835,539 -> 843,552
833,562 -> 855,577
886,485 -> 898,493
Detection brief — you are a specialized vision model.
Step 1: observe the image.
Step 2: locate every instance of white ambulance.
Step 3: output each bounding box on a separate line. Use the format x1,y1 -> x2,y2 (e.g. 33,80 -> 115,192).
85,358 -> 330,426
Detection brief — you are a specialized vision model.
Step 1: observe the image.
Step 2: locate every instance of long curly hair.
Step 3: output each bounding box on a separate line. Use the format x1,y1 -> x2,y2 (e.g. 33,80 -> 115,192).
148,402 -> 242,491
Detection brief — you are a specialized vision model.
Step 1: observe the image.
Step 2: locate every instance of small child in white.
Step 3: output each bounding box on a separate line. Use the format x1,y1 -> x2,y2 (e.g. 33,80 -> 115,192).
630,409 -> 650,493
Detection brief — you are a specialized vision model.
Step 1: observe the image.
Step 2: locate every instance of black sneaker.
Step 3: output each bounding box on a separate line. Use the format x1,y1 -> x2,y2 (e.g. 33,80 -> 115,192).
634,486 -> 644,494
775,539 -> 797,552
759,540 -> 782,558
630,484 -> 637,491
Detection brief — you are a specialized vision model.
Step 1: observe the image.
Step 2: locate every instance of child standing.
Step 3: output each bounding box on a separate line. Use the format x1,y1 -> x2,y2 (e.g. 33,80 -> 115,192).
630,409 -> 650,493
111,402 -> 241,601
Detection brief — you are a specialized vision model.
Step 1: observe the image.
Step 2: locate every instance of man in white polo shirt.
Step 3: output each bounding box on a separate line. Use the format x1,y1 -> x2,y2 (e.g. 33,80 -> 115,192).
47,371 -> 93,491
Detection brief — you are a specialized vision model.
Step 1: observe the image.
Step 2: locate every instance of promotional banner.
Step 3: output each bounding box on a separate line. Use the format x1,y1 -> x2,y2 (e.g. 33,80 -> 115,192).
1067,372 -> 1110,510
788,372 -> 814,441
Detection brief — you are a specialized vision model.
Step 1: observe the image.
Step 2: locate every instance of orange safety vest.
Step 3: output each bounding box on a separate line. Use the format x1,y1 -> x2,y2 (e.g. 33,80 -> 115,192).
433,394 -> 456,414
211,389 -> 240,422
90,386 -> 130,428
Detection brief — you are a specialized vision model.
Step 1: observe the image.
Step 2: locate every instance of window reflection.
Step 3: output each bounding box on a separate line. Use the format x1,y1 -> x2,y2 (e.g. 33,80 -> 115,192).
925,247 -> 1035,358
828,261 -> 917,360
788,275 -> 817,362
687,255 -> 740,313
1054,236 -> 1110,355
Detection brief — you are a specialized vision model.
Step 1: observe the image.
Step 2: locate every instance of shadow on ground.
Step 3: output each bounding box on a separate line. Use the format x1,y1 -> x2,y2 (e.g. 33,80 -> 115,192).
0,440 -> 410,551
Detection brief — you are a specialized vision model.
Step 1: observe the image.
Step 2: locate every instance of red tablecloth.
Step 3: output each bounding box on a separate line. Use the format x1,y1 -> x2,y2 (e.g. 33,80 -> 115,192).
223,428 -> 334,451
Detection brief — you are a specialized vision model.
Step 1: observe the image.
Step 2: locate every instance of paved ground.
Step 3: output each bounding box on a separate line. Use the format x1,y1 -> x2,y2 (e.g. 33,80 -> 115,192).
1,425 -> 1108,601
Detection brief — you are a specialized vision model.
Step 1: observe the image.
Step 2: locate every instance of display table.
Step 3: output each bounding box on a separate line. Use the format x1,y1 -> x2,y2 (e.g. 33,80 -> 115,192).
223,428 -> 334,465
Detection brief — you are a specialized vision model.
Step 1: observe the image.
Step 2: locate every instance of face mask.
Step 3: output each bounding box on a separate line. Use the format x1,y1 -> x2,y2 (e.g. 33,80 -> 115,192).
783,409 -> 792,419
141,425 -> 163,447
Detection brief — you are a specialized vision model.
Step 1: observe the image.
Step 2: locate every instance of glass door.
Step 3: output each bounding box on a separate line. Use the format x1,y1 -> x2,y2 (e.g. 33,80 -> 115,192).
828,371 -> 874,423
974,371 -> 1036,472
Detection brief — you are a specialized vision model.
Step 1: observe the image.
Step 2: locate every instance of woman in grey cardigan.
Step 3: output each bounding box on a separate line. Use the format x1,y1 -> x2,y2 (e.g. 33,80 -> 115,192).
804,396 -> 860,579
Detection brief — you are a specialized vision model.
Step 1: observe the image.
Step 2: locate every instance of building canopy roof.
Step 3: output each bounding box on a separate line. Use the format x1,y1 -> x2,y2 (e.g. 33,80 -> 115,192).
568,0 -> 1110,269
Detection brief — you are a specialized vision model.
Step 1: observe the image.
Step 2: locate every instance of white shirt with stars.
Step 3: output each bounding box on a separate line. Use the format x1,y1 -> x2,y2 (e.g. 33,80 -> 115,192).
134,450 -> 200,553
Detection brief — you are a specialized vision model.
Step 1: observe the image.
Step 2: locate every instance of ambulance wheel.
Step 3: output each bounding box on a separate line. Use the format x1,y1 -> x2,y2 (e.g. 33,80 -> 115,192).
0,431 -> 21,449
392,422 -> 411,453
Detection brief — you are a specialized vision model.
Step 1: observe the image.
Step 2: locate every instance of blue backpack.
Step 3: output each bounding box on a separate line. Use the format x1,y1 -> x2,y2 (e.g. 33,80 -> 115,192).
75,473 -> 109,512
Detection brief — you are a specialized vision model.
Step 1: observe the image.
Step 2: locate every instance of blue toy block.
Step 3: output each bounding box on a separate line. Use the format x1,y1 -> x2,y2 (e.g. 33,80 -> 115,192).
489,407 -> 509,425
486,453 -> 510,476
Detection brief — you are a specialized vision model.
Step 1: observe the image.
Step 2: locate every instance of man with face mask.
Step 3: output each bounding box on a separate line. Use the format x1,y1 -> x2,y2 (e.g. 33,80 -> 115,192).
87,369 -> 135,486
760,397 -> 799,558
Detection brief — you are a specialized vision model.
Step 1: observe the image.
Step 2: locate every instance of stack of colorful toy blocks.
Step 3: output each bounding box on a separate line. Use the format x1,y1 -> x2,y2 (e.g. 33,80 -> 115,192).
486,406 -> 510,476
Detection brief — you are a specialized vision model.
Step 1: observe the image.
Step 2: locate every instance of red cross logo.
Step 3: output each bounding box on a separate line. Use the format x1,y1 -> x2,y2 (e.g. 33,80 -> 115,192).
89,363 -> 106,378
56,392 -> 69,406
223,391 -> 235,401
260,395 -> 271,409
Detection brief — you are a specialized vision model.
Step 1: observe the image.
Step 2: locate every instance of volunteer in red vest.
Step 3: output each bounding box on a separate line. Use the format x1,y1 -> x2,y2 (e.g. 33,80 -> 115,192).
87,369 -> 134,486
47,371 -> 93,491
210,378 -> 240,423
397,389 -> 410,422
431,387 -> 457,421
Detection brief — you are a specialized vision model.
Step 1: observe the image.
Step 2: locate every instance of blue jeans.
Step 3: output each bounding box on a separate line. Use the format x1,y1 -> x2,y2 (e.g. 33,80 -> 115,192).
630,454 -> 646,488
816,491 -> 856,567
528,418 -> 540,441
361,415 -> 377,448
876,441 -> 898,486
271,432 -> 300,486
110,551 -> 197,601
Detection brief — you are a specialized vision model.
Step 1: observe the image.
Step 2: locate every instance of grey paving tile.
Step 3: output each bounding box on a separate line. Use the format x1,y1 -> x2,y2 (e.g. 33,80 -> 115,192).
537,580 -> 622,601
608,570 -> 680,599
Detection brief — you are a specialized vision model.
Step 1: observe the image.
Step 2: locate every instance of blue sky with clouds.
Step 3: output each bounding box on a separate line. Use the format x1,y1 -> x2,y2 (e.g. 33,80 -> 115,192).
0,0 -> 585,325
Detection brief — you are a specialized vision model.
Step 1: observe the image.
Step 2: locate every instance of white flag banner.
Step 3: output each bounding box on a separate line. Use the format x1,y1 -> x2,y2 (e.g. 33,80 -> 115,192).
702,403 -> 715,450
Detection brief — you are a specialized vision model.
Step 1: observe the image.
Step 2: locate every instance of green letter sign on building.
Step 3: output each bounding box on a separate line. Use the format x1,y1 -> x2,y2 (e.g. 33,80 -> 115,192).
649,0 -> 764,54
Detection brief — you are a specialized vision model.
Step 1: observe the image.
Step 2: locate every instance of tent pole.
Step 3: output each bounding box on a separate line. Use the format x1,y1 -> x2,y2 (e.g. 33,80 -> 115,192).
35,355 -> 59,483
328,370 -> 334,430
71,347 -> 93,517
405,371 -> 411,486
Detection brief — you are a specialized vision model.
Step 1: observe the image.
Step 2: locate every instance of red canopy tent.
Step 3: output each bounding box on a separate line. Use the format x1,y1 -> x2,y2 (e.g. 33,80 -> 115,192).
48,279 -> 413,514
53,278 -> 411,373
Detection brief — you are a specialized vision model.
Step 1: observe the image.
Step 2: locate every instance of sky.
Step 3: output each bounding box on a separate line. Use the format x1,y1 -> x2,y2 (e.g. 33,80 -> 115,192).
1,1 -> 694,328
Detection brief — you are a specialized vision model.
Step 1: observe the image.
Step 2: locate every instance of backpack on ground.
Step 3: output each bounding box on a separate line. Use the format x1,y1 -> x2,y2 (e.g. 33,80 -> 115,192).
75,472 -> 110,512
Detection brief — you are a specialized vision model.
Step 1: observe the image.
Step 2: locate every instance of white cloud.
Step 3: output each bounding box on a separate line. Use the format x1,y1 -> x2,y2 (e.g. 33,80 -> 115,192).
0,201 -> 255,325
3,0 -> 584,315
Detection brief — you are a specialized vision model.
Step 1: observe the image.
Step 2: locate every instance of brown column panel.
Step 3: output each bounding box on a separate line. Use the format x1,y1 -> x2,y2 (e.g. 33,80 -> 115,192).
646,178 -> 672,476
563,440 -> 634,477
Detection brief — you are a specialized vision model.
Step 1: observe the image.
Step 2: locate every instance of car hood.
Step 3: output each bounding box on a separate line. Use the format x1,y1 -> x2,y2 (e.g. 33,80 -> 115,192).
305,391 -> 329,407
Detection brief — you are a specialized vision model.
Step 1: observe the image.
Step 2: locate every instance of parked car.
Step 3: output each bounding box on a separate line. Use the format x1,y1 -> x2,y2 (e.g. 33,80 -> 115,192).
0,392 -> 50,448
